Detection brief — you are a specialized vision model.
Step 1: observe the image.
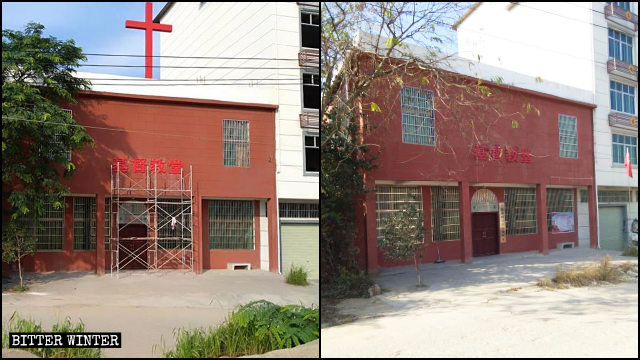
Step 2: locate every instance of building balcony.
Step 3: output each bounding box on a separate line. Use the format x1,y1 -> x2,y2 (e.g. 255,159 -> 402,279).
299,48 -> 319,68
604,3 -> 638,31
609,111 -> 637,131
300,111 -> 319,129
607,58 -> 638,81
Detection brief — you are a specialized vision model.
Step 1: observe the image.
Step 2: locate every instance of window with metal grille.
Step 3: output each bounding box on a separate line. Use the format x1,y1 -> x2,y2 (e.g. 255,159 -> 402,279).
610,81 -> 635,115
279,202 -> 319,219
612,134 -> 637,165
430,187 -> 460,241
558,114 -> 577,158
505,188 -> 537,235
598,190 -> 632,203
105,198 -> 111,250
546,189 -> 574,231
209,200 -> 254,250
303,71 -> 320,110
401,86 -> 435,146
375,186 -> 423,240
157,199 -> 192,249
223,120 -> 250,167
56,109 -> 73,161
73,197 -> 96,250
580,189 -> 588,203
21,202 -> 65,250
608,29 -> 633,64
300,10 -> 319,49
304,132 -> 319,173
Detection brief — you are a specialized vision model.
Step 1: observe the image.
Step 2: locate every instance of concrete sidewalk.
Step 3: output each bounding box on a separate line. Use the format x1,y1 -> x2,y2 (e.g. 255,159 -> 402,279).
322,248 -> 637,358
2,270 -> 319,358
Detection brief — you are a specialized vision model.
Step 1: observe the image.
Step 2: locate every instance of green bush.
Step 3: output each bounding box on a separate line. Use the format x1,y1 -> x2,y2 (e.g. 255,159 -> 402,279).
323,266 -> 373,299
621,247 -> 638,257
1,312 -> 102,358
286,265 -> 309,286
162,300 -> 319,358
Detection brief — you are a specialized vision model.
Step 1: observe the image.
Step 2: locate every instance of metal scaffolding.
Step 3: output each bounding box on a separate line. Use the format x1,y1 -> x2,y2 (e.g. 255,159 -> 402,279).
109,163 -> 193,276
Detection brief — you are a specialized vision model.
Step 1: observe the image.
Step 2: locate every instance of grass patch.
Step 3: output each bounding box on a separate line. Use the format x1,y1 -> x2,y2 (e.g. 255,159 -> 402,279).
537,256 -> 629,289
507,287 -> 522,292
285,265 -> 309,286
160,300 -> 318,358
1,312 -> 102,358
6,284 -> 29,292
621,247 -> 638,257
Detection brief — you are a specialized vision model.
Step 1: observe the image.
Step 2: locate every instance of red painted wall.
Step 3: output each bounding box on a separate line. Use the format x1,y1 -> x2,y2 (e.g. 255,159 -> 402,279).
5,91 -> 277,273
357,57 -> 596,271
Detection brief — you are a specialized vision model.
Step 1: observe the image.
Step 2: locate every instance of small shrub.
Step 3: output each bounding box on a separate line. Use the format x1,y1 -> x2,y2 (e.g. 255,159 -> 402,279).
621,247 -> 638,257
323,266 -> 373,299
7,285 -> 29,292
1,312 -> 102,358
536,278 -> 554,288
538,256 -> 625,289
619,261 -> 635,273
286,265 -> 309,286
162,300 -> 319,358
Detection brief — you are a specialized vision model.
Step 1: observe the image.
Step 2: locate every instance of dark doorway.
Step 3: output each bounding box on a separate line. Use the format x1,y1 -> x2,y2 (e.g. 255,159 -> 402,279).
119,224 -> 148,269
472,212 -> 498,256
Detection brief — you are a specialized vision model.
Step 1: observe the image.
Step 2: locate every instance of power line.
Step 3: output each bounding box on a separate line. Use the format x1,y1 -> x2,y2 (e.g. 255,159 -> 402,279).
4,50 -> 304,61
2,115 -> 282,145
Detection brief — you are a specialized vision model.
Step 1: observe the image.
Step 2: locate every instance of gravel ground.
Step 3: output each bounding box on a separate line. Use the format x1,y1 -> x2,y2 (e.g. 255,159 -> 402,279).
321,248 -> 637,358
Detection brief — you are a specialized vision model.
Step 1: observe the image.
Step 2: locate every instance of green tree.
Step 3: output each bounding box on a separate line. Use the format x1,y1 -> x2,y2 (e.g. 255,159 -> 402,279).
2,22 -> 93,230
2,220 -> 37,290
379,200 -> 428,287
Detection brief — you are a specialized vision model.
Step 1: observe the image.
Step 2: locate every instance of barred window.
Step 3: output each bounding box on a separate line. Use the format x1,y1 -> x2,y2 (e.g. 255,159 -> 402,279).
598,190 -> 632,203
612,134 -> 637,165
546,189 -> 574,231
157,199 -> 192,249
505,188 -> 537,235
558,114 -> 577,158
209,200 -> 254,250
223,120 -> 250,167
401,86 -> 435,146
431,187 -> 460,241
375,186 -> 423,240
73,197 -> 96,250
21,202 -> 65,250
279,202 -> 318,219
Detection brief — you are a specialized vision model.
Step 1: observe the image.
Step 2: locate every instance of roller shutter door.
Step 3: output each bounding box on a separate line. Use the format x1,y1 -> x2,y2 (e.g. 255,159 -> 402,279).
280,222 -> 319,279
599,207 -> 625,251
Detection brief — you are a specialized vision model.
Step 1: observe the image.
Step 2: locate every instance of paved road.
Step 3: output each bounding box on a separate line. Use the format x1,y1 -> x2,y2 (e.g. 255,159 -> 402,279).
2,270 -> 319,358
321,248 -> 638,358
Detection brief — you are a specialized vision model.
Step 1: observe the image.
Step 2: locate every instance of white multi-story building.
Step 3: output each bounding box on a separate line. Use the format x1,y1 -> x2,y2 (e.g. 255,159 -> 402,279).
153,2 -> 320,277
453,2 -> 638,250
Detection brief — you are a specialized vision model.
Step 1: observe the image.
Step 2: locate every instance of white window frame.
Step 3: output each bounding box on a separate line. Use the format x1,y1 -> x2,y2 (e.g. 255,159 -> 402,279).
303,131 -> 319,176
300,9 -> 319,50
612,132 -> 638,166
222,119 -> 250,168
608,28 -> 634,64
558,114 -> 578,159
302,70 -> 320,112
610,80 -> 636,115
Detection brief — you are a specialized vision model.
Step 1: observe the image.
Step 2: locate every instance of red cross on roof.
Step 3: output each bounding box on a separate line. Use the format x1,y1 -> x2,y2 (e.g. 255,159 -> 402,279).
125,2 -> 172,79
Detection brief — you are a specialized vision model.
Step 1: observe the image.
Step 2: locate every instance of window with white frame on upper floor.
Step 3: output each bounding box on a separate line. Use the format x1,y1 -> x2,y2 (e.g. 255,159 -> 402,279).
401,86 -> 435,146
610,81 -> 635,114
608,28 -> 633,64
300,10 -> 319,49
558,114 -> 578,158
606,2 -> 632,12
302,71 -> 320,110
612,133 -> 637,165
304,132 -> 319,174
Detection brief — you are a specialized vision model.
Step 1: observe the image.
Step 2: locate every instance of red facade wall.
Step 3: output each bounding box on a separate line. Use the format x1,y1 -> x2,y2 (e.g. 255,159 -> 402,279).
5,91 -> 277,274
357,59 -> 597,272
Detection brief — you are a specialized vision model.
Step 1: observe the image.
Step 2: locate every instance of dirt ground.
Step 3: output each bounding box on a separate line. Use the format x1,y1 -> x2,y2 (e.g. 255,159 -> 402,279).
2,270 -> 319,358
321,248 -> 638,358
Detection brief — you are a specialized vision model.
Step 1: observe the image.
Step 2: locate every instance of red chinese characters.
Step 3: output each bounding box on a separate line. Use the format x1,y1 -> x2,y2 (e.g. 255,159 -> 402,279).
168,160 -> 184,174
473,144 -> 532,164
149,158 -> 166,173
131,158 -> 147,173
112,157 -> 128,173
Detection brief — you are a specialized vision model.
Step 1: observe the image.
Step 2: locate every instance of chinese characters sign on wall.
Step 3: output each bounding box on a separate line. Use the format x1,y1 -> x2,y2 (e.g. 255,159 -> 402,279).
473,144 -> 532,163
112,157 -> 184,174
